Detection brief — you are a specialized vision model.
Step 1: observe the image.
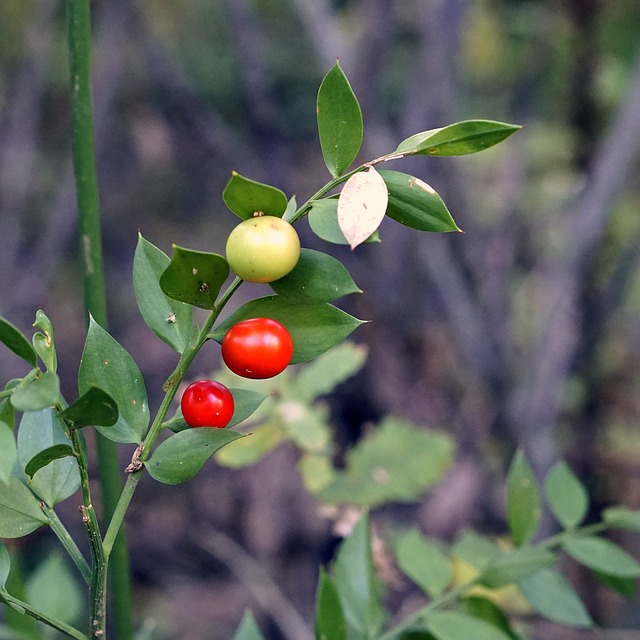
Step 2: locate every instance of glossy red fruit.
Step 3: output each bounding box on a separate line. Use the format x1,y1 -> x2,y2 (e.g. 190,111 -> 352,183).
180,380 -> 235,428
222,317 -> 293,379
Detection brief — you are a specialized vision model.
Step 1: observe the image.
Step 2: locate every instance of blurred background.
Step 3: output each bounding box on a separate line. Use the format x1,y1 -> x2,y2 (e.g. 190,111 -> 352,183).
1,0 -> 640,638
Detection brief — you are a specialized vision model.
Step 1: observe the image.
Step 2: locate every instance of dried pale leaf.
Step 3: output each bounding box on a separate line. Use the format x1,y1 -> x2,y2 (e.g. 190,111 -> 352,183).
337,167 -> 388,249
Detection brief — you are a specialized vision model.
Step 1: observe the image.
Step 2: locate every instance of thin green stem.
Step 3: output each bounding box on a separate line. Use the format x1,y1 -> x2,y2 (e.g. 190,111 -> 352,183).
0,591 -> 89,640
43,504 -> 92,585
66,0 -> 133,636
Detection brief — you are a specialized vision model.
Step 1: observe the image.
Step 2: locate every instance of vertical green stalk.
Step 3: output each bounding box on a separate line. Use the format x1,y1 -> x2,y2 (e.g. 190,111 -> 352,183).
66,1 -> 133,637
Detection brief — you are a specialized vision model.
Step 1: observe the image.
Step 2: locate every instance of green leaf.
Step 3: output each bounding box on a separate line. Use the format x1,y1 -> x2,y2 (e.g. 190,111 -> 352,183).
337,166 -> 388,249
269,248 -> 361,305
0,421 -> 17,484
10,371 -> 61,412
17,409 -> 79,506
518,567 -> 593,627
451,531 -> 501,570
317,61 -> 363,177
395,529 -> 452,598
308,198 -> 380,245
316,418 -> 454,507
58,386 -> 119,428
26,552 -> 83,626
479,547 -> 555,588
331,514 -> 385,637
544,461 -> 589,529
145,427 -> 244,484
593,571 -> 636,598
32,309 -> 57,373
380,170 -> 461,233
562,535 -> 640,577
0,542 -> 9,588
462,597 -> 523,640
424,610 -> 513,640
602,506 -> 640,532
223,172 -> 288,220
216,423 -> 284,468
79,318 -> 149,444
396,120 -> 521,157
0,317 -> 37,367
134,234 -> 193,352
282,195 -> 298,223
159,245 -> 230,310
293,341 -> 367,403
24,445 -> 75,480
506,450 -> 541,545
0,476 -> 49,537
315,568 -> 346,640
211,296 -> 366,364
232,611 -> 265,640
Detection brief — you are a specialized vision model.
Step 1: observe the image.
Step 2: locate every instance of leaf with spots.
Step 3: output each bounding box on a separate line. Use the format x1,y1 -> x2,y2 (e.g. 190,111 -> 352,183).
78,317 -> 149,444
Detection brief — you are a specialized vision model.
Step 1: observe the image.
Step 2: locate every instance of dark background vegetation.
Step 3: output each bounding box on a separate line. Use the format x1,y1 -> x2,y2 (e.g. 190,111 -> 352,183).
1,0 -> 640,638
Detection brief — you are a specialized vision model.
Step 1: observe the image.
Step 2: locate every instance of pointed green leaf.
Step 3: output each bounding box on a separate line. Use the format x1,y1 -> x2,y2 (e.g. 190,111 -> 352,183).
0,542 -> 9,588
282,195 -> 298,223
544,461 -> 589,529
331,514 -> 385,637
317,61 -> 363,177
396,120 -> 521,157
424,610 -> 513,640
594,571 -> 636,598
216,424 -> 284,469
134,234 -> 193,352
232,611 -> 265,640
0,317 -> 37,367
0,420 -> 17,484
270,248 -> 361,304
479,547 -> 555,588
145,427 -> 244,484
159,245 -> 230,310
0,476 -> 49,537
211,296 -> 366,364
562,535 -> 640,577
506,450 -> 541,545
451,531 -> 502,571
79,318 -> 149,444
380,170 -> 461,232
32,310 -> 57,373
462,597 -> 523,640
223,172 -> 288,220
58,387 -> 119,428
337,166 -> 388,249
308,198 -> 380,245
519,567 -> 593,627
24,445 -> 75,480
315,568 -> 346,640
602,506 -> 640,532
10,371 -> 60,412
395,529 -> 452,598
17,409 -> 79,506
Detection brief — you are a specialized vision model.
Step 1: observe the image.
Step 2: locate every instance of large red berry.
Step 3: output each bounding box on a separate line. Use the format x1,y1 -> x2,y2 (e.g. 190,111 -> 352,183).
180,380 -> 234,428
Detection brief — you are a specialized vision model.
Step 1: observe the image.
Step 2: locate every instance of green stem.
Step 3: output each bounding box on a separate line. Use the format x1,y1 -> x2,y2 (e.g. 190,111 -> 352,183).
43,504 -> 92,585
0,590 -> 89,640
66,0 -> 134,637
103,278 -> 243,556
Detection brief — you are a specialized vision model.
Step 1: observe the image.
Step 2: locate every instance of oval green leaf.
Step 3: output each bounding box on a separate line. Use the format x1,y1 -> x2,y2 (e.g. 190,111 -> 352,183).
145,427 -> 244,484
79,318 -> 149,444
0,420 -> 17,484
0,541 -> 10,588
0,476 -> 49,538
425,610 -> 513,640
396,120 -> 521,156
269,248 -> 361,304
134,234 -> 193,352
315,568 -> 347,640
211,295 -> 366,364
380,170 -> 461,232
0,317 -> 37,367
24,444 -> 75,480
159,245 -> 230,310
603,506 -> 640,532
506,450 -> 541,545
317,61 -> 363,177
562,535 -> 640,577
17,409 -> 79,506
544,461 -> 589,529
462,597 -> 522,640
222,172 -> 288,220
58,386 -> 119,428
479,547 -> 555,588
518,567 -> 593,627
10,371 -> 60,412
216,423 -> 284,469
32,309 -> 57,373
